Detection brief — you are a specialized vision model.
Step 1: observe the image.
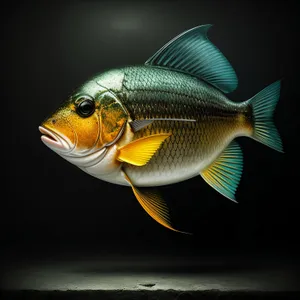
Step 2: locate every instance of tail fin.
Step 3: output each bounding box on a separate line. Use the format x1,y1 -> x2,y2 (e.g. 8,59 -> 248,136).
247,80 -> 283,152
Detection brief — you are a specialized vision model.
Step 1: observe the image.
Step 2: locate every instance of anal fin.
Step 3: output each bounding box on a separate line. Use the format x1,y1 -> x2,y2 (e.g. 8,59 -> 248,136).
200,140 -> 243,202
123,171 -> 191,234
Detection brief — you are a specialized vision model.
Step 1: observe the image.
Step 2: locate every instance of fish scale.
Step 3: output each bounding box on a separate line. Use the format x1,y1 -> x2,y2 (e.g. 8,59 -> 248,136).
40,24 -> 282,232
116,66 -> 242,186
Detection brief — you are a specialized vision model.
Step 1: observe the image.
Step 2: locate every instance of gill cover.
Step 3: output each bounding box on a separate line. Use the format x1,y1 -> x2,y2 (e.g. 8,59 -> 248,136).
97,90 -> 128,147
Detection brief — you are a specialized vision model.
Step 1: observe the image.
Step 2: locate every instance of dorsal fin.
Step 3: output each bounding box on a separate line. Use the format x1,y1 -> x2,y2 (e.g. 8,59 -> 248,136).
145,25 -> 238,93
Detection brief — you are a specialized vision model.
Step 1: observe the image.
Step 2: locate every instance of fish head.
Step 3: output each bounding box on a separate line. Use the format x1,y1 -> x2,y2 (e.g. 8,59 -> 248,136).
39,79 -> 128,169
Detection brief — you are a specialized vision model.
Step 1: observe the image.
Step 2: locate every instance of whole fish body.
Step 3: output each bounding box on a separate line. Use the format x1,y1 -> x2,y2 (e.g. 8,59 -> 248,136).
39,25 -> 282,233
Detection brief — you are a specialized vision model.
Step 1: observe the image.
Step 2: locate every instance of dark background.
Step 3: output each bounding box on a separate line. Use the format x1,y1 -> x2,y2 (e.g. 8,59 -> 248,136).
2,0 -> 300,258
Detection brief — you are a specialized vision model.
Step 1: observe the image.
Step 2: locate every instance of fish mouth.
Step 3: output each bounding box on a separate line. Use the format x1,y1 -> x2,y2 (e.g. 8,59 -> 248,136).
39,126 -> 72,152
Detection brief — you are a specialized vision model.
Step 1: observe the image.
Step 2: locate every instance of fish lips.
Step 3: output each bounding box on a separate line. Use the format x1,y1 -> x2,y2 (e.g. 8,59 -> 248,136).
39,126 -> 72,152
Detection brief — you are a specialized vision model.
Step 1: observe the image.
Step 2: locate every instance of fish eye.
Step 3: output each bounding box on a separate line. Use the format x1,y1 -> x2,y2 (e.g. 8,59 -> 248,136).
76,98 -> 95,118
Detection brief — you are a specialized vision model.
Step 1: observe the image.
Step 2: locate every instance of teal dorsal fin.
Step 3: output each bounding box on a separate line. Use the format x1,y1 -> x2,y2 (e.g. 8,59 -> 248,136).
145,25 -> 238,93
200,140 -> 243,202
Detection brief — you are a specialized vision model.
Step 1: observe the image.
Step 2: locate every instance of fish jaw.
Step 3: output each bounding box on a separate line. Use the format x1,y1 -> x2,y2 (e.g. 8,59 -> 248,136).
61,146 -> 108,168
79,122 -> 134,183
39,123 -> 110,170
39,126 -> 73,153
80,144 -> 121,177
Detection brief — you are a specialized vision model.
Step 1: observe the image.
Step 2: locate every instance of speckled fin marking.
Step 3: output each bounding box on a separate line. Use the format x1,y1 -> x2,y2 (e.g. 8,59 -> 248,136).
123,171 -> 191,234
145,24 -> 238,93
117,133 -> 171,166
200,141 -> 243,202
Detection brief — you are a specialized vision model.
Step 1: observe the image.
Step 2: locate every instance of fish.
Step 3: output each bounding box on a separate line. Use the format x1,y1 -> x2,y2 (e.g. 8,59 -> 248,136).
39,24 -> 283,233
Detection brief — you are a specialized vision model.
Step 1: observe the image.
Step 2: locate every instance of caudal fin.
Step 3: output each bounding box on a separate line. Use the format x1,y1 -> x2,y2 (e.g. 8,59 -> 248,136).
247,81 -> 283,152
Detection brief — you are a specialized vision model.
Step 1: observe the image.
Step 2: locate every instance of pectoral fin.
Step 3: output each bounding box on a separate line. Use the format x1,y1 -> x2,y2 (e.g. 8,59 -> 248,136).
123,171 -> 191,234
117,133 -> 171,166
200,141 -> 243,202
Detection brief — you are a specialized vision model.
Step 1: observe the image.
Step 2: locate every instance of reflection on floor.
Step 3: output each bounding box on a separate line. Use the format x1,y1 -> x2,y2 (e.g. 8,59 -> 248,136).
1,247 -> 299,299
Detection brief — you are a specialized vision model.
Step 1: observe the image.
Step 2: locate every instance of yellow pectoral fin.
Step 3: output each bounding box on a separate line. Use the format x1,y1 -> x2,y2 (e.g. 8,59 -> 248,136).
117,133 -> 171,166
123,171 -> 191,234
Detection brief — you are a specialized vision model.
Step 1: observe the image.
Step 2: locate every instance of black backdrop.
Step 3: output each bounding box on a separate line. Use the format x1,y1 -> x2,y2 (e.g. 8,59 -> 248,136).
2,0 -> 300,257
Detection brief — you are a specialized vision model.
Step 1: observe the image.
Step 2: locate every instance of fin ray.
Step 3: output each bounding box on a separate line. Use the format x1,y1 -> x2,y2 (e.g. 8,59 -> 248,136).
247,80 -> 283,152
200,141 -> 243,202
146,25 -> 238,93
123,171 -> 191,234
117,133 -> 171,166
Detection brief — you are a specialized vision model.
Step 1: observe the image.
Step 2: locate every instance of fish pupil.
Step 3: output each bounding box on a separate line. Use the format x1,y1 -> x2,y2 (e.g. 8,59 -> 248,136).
77,99 -> 95,117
